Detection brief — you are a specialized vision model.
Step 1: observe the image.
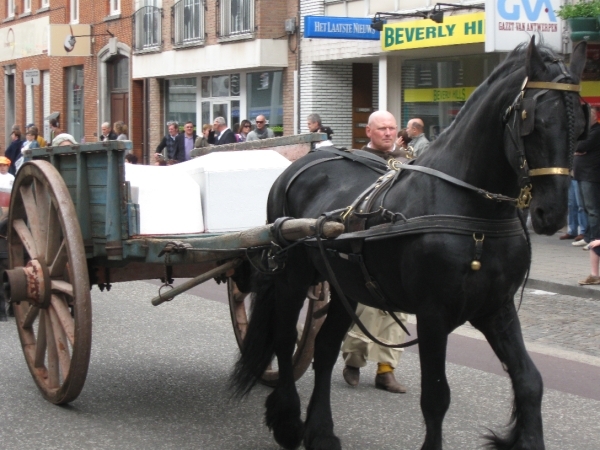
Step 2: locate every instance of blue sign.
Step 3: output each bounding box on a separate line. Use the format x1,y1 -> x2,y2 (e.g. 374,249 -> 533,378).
304,16 -> 380,40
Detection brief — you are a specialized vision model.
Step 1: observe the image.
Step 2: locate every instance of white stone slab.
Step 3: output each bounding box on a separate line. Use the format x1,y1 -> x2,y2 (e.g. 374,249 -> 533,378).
125,164 -> 204,235
174,150 -> 291,233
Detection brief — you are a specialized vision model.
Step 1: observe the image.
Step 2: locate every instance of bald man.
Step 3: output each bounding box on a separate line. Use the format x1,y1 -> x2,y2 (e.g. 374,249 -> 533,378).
404,118 -> 430,158
341,110 -> 409,394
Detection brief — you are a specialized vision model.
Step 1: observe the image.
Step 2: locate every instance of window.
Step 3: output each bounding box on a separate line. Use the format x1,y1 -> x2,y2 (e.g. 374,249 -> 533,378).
6,0 -> 14,17
24,0 -> 31,13
41,0 -> 49,7
173,0 -> 204,46
165,78 -> 197,129
219,0 -> 254,37
70,0 -> 79,23
200,74 -> 241,128
134,1 -> 162,51
246,71 -> 283,135
66,65 -> 84,142
110,0 -> 120,15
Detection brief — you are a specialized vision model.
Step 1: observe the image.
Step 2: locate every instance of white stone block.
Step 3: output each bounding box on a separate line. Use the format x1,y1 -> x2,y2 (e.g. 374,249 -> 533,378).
125,164 -> 204,235
175,150 -> 291,233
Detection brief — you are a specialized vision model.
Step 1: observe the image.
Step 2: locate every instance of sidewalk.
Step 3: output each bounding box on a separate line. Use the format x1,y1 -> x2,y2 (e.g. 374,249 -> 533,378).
528,231 -> 600,300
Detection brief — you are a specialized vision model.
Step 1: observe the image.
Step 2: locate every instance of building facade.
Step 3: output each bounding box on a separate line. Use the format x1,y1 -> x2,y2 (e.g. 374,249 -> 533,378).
298,0 -> 578,150
0,0 -> 138,154
132,0 -> 299,162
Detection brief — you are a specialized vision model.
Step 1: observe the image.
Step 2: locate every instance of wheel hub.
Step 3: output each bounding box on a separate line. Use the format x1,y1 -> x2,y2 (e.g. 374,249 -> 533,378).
3,259 -> 52,308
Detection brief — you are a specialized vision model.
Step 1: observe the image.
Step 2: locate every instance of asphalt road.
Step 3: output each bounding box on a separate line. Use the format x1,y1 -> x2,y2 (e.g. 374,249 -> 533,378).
0,280 -> 598,449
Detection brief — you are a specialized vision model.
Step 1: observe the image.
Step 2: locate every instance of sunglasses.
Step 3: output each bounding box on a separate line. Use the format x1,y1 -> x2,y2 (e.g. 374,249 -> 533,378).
243,124 -> 251,128
256,120 -> 265,124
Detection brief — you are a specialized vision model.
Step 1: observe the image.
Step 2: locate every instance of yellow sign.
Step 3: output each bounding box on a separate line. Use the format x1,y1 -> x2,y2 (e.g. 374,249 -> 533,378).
404,87 -> 477,103
382,12 -> 485,51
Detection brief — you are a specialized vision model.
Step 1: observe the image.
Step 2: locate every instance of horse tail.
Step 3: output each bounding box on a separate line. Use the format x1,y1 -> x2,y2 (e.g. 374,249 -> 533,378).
230,270 -> 277,398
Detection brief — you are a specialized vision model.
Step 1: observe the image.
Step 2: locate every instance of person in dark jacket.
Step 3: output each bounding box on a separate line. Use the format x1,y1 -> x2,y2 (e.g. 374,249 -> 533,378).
573,106 -> 600,250
175,121 -> 198,161
213,117 -> 237,145
5,130 -> 23,175
100,122 -> 118,141
155,121 -> 180,163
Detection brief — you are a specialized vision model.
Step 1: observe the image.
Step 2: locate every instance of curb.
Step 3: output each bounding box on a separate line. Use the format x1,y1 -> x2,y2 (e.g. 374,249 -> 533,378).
525,278 -> 600,300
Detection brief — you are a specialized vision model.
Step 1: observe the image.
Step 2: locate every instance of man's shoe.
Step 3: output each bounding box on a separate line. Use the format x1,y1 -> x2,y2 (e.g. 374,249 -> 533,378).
583,244 -> 591,251
573,239 -> 588,247
343,366 -> 360,387
559,233 -> 576,240
579,275 -> 600,285
575,234 -> 585,242
375,371 -> 407,394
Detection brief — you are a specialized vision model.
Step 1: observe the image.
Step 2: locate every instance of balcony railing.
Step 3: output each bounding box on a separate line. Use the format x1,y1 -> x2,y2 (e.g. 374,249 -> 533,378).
219,0 -> 254,38
133,6 -> 162,52
172,0 -> 205,46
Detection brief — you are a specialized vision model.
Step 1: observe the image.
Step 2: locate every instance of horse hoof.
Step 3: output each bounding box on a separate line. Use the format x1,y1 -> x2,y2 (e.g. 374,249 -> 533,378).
272,420 -> 304,450
305,434 -> 342,450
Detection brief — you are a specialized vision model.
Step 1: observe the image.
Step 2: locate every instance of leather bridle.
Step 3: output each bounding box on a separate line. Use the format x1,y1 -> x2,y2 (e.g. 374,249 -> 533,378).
502,60 -> 588,208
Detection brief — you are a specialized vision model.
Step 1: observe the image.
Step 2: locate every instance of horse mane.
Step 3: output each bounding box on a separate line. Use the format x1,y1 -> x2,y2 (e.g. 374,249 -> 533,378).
435,42 -> 560,141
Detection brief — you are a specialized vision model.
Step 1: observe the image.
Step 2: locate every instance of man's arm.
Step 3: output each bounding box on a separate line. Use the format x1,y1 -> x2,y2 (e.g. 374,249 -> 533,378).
155,136 -> 167,153
246,131 -> 258,142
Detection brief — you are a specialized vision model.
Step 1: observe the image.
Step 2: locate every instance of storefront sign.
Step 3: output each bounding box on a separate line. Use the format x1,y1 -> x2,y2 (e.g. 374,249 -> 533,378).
0,16 -> 49,62
304,16 -> 380,40
48,25 -> 91,57
404,87 -> 477,103
382,13 -> 484,51
485,0 -> 562,52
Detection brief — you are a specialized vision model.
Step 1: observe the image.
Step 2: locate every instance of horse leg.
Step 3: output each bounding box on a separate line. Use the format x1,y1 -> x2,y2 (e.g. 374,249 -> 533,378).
470,302 -> 544,450
417,312 -> 451,450
265,272 -> 313,450
304,290 -> 355,450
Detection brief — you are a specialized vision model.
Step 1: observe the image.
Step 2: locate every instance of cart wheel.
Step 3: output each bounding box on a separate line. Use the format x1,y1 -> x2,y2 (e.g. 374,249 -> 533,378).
228,276 -> 329,386
7,160 -> 91,405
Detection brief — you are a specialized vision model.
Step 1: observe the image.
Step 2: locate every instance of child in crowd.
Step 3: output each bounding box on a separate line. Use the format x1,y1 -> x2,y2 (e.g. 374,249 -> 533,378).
0,156 -> 15,189
579,240 -> 600,285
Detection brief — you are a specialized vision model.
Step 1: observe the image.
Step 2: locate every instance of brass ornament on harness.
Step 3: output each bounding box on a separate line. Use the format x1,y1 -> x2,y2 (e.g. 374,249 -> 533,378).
516,184 -> 533,209
471,233 -> 485,271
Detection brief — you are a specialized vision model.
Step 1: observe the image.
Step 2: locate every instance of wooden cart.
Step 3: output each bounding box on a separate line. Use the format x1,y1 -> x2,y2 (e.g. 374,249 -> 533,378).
3,140 -> 339,404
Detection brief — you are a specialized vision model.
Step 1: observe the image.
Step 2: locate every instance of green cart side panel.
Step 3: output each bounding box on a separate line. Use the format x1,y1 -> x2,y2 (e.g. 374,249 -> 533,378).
23,142 -> 134,260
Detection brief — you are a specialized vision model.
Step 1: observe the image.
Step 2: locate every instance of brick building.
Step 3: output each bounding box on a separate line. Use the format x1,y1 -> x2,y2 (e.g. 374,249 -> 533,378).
0,0 -> 140,157
133,0 -> 300,163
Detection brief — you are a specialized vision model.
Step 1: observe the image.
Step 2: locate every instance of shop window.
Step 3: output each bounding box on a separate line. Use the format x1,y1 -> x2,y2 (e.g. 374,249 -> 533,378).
134,0 -> 162,51
173,0 -> 204,46
200,74 -> 241,128
66,65 -> 84,142
246,71 -> 283,135
219,0 -> 254,38
165,77 -> 197,131
110,0 -> 120,15
401,54 -> 500,142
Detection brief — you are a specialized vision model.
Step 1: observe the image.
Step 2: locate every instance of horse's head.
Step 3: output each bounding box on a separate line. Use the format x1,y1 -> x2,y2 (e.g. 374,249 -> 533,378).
503,38 -> 588,234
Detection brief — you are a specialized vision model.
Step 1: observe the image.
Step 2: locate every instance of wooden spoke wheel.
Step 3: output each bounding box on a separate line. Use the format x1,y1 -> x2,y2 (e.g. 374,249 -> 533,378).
7,160 -> 91,405
228,276 -> 329,386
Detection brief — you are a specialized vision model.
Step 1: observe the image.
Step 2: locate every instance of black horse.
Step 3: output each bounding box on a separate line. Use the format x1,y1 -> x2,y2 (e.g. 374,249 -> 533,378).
231,39 -> 588,450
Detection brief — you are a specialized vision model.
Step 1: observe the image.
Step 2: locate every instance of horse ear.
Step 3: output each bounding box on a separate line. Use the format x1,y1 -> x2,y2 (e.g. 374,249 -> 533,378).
569,41 -> 588,82
526,36 -> 546,80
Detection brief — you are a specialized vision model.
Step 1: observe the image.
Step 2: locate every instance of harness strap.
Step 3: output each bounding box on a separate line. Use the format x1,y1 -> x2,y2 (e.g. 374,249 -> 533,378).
396,164 -> 518,203
314,216 -> 419,349
315,146 -> 389,174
